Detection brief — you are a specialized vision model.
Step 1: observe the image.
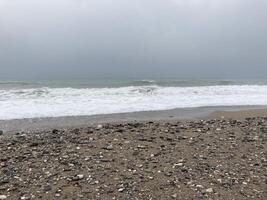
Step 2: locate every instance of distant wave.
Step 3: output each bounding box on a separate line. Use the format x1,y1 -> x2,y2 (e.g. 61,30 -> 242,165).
126,79 -> 244,87
0,81 -> 33,85
1,85 -> 267,120
128,80 -> 156,86
138,79 -> 156,83
1,79 -> 266,89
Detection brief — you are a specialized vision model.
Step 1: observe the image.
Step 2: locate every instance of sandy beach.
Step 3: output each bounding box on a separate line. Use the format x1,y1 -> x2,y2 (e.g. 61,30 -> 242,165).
0,107 -> 267,199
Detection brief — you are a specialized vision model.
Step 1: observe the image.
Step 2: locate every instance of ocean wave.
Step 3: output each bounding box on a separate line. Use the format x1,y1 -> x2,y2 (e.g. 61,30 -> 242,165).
127,80 -> 156,86
126,79 -> 241,87
1,85 -> 267,120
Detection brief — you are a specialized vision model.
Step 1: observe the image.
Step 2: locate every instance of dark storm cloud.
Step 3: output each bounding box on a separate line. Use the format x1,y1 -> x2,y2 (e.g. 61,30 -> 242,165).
0,0 -> 267,80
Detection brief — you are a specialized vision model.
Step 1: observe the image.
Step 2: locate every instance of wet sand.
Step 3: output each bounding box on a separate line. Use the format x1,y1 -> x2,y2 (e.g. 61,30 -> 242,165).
1,105 -> 267,134
0,106 -> 267,199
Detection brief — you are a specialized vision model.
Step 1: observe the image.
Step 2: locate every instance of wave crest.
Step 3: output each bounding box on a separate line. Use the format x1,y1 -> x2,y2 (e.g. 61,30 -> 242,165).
1,85 -> 267,119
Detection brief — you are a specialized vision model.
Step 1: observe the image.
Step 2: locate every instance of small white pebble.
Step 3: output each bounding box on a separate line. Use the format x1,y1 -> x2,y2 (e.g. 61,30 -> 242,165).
97,124 -> 103,129
173,163 -> 183,168
0,195 -> 7,200
205,188 -> 213,193
77,174 -> 84,179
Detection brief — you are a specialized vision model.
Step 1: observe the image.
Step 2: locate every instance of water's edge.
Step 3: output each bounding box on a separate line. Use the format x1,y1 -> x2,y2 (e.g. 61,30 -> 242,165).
1,105 -> 267,133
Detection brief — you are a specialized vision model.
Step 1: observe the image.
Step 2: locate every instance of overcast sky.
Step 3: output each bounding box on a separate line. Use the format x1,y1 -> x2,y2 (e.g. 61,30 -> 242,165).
0,0 -> 267,80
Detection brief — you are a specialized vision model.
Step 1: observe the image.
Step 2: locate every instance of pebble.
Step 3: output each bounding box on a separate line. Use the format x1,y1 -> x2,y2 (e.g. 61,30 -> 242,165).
77,174 -> 84,179
55,193 -> 61,197
43,185 -> 52,192
72,174 -> 84,181
173,163 -> 183,168
106,144 -> 113,150
205,188 -> 214,193
52,129 -> 59,134
0,130 -> 3,135
96,124 -> 103,129
0,195 -> 7,200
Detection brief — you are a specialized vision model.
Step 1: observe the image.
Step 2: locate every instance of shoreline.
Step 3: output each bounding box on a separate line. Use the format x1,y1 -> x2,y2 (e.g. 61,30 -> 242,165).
1,105 -> 267,134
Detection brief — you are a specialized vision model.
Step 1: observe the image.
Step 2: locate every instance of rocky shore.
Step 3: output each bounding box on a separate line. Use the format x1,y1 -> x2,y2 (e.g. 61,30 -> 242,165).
0,117 -> 266,199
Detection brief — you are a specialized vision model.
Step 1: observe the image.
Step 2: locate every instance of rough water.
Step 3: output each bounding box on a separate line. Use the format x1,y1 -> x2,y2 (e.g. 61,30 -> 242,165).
0,79 -> 267,120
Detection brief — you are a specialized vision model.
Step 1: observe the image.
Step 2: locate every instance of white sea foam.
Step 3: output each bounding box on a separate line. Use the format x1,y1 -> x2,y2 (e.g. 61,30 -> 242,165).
0,85 -> 267,120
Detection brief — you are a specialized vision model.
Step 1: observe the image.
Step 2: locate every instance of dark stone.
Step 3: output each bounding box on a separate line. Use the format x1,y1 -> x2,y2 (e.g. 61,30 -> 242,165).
29,142 -> 39,147
52,129 -> 59,134
43,185 -> 52,192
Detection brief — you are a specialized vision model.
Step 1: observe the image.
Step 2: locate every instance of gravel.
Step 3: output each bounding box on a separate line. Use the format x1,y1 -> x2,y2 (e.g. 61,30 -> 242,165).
0,117 -> 266,199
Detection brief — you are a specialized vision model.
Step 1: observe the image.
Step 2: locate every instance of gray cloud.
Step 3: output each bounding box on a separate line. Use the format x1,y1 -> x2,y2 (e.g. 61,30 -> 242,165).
0,0 -> 267,80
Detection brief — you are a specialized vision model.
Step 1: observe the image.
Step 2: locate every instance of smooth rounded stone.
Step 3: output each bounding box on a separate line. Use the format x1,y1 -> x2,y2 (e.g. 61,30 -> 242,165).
52,129 -> 59,134
0,195 -> 7,200
204,188 -> 214,193
16,134 -> 27,139
173,163 -> 183,168
42,185 -> 52,192
106,144 -> 113,150
77,174 -> 84,179
96,124 -> 103,129
72,174 -> 84,181
0,130 -> 3,135
55,193 -> 61,197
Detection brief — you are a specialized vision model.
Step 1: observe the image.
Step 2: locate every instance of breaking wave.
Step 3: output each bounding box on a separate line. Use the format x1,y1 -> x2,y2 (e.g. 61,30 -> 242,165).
0,85 -> 267,120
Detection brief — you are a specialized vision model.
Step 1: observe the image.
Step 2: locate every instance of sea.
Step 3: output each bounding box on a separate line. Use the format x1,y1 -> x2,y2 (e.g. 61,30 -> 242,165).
0,79 -> 267,120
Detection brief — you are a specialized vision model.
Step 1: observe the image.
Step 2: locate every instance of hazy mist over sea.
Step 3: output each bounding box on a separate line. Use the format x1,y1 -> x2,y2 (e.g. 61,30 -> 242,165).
1,0 -> 267,80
